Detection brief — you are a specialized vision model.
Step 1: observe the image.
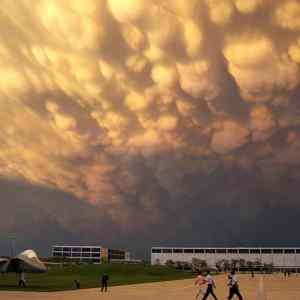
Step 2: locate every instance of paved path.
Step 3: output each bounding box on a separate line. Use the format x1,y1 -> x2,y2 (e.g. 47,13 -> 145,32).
0,274 -> 299,300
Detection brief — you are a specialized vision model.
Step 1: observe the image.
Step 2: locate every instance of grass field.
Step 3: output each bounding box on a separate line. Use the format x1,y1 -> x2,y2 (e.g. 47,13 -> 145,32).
0,264 -> 194,292
0,274 -> 300,300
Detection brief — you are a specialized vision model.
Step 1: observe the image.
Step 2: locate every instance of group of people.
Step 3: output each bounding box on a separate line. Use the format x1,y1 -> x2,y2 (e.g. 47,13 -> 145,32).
195,269 -> 243,300
283,270 -> 291,278
73,273 -> 109,292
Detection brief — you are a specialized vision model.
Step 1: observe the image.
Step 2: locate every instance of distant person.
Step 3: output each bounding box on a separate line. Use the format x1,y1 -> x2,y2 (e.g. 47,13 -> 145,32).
18,272 -> 26,288
74,279 -> 80,289
202,270 -> 218,300
228,270 -> 243,300
251,271 -> 254,278
195,270 -> 206,299
101,273 -> 109,292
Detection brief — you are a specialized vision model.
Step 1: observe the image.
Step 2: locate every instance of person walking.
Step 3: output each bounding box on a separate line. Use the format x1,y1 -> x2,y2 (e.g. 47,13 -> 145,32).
100,273 -> 109,292
195,270 -> 206,299
228,269 -> 243,300
202,270 -> 218,300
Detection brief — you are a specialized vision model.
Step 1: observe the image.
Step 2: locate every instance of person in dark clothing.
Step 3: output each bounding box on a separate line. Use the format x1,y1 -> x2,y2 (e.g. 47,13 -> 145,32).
202,270 -> 218,300
228,270 -> 243,300
18,272 -> 26,288
101,274 -> 109,292
74,279 -> 80,289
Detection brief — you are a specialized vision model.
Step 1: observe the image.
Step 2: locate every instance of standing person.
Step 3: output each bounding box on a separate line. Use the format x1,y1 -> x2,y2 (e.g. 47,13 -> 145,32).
202,270 -> 218,300
74,279 -> 80,289
228,269 -> 243,300
18,272 -> 26,288
195,270 -> 206,299
100,273 -> 109,292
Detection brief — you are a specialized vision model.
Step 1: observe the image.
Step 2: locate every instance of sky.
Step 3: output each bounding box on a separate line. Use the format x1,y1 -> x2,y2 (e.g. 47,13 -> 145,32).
1,0 -> 300,258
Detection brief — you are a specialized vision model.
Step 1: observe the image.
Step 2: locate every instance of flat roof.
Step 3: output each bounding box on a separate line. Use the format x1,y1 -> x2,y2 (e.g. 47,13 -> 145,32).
52,245 -> 102,248
151,247 -> 300,249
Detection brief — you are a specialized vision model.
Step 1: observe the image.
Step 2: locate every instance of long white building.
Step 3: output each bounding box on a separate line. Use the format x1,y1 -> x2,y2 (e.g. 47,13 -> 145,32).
151,247 -> 300,269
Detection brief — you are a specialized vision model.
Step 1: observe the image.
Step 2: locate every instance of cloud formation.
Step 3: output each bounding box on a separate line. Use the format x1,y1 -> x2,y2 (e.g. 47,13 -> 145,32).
1,0 -> 300,239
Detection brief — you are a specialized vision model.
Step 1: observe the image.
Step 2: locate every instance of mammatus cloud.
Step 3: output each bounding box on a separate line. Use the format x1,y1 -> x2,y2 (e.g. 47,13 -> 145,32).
1,0 -> 300,237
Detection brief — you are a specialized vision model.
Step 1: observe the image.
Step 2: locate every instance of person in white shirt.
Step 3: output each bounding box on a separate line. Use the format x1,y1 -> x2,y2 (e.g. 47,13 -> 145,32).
227,269 -> 243,300
202,270 -> 218,300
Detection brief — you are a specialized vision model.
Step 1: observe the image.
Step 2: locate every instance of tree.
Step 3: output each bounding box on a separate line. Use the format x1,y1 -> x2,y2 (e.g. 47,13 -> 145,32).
100,256 -> 109,264
223,259 -> 231,272
166,259 -> 175,268
215,260 -> 223,272
231,259 -> 239,269
192,258 -> 208,272
239,259 -> 246,268
246,260 -> 254,269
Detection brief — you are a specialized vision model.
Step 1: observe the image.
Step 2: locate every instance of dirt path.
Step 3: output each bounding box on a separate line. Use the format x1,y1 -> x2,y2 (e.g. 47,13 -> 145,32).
0,274 -> 299,300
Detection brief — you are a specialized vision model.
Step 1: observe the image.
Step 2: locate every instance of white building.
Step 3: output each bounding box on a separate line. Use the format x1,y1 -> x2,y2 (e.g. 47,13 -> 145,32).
151,247 -> 300,269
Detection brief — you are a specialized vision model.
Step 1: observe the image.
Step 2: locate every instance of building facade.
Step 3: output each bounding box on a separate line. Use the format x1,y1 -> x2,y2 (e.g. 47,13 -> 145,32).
151,247 -> 300,269
52,245 -> 129,263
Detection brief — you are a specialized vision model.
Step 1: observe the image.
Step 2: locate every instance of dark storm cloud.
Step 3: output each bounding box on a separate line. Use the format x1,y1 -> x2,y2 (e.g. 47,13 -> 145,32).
1,0 -> 300,256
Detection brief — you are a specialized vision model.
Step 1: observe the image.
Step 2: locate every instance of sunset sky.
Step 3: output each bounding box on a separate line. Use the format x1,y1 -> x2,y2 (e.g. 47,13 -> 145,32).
1,0 -> 300,257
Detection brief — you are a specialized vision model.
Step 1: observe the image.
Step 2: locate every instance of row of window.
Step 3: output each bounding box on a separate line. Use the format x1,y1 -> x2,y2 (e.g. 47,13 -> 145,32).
53,247 -> 101,252
53,257 -> 100,262
53,252 -> 100,257
152,248 -> 300,254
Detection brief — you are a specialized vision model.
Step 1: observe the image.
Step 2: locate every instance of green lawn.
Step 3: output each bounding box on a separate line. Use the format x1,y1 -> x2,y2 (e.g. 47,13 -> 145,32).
0,264 -> 194,292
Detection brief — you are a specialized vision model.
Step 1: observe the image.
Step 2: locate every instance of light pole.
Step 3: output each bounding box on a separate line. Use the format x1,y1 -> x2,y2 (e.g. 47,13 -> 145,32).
10,236 -> 16,257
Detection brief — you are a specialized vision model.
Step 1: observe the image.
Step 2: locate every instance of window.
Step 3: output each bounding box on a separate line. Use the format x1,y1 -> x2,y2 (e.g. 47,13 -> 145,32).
228,249 -> 238,254
82,248 -> 91,252
250,249 -> 260,254
296,249 -> 300,254
261,249 -> 272,254
216,249 -> 226,254
63,247 -> 71,252
82,252 -> 91,257
162,249 -> 172,253
152,249 -> 162,253
53,247 -> 62,252
109,250 -> 124,256
205,249 -> 215,254
284,249 -> 295,254
173,249 -> 183,253
92,248 -> 101,252
273,249 -> 283,254
239,249 -> 249,254
184,249 -> 194,253
194,249 -> 204,253
53,252 -> 62,257
63,252 -> 71,257
71,247 -> 81,252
